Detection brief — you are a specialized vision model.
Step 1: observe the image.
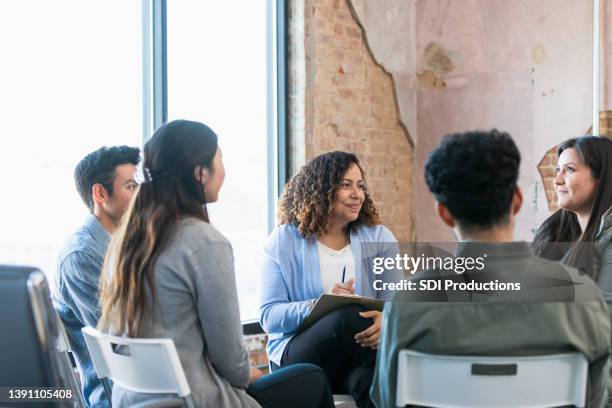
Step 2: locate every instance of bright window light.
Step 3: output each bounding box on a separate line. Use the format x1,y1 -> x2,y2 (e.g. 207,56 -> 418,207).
0,1 -> 143,289
166,1 -> 269,321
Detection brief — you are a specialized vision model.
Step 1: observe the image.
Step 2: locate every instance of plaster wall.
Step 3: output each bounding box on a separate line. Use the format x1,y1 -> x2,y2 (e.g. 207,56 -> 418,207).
351,0 -> 609,242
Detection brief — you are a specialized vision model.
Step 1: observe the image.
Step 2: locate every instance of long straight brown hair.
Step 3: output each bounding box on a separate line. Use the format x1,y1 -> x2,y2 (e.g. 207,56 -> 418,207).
532,136 -> 612,280
98,120 -> 218,336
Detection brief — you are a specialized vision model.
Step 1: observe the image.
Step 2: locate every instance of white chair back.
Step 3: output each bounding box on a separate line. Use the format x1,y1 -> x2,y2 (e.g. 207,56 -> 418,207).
396,350 -> 588,408
55,314 -> 71,353
81,326 -> 191,398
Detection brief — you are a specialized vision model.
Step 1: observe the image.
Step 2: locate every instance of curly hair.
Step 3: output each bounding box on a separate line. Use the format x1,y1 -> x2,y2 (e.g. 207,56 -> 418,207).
278,151 -> 380,237
424,129 -> 520,230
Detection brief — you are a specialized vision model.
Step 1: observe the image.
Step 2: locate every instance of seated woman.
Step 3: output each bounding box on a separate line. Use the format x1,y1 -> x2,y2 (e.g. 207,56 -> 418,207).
98,120 -> 334,408
259,151 -> 401,407
533,136 -> 612,298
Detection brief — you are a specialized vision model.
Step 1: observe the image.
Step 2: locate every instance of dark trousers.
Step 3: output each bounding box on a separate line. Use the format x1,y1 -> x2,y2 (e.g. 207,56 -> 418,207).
279,304 -> 377,408
247,363 -> 334,408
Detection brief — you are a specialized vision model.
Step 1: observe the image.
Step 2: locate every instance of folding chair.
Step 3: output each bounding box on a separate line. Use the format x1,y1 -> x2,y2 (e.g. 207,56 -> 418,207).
55,314 -> 112,402
81,326 -> 195,408
395,350 -> 588,408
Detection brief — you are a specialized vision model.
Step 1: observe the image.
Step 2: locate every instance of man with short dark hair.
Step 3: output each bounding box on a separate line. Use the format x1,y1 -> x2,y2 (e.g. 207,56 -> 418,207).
371,130 -> 611,407
53,146 -> 140,408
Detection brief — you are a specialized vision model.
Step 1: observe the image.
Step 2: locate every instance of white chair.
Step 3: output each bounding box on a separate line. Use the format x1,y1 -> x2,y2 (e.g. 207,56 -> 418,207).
81,326 -> 195,408
395,350 -> 588,408
55,314 -> 71,354
55,313 -> 94,404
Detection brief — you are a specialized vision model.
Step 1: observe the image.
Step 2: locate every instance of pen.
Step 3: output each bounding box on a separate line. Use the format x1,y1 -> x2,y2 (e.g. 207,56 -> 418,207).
341,265 -> 346,284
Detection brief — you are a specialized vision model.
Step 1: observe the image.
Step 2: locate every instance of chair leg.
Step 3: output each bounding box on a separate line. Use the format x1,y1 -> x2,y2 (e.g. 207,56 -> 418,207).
184,395 -> 196,408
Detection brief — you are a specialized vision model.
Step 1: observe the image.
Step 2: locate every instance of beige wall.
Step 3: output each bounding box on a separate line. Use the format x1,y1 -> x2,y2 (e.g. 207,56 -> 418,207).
350,0 -> 610,241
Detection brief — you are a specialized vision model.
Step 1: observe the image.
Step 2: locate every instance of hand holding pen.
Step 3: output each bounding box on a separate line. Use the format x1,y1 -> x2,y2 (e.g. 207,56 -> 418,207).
330,265 -> 355,295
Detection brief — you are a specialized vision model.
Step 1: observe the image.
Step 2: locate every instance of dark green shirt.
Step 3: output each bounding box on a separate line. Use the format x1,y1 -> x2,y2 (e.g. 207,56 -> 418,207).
371,242 -> 611,408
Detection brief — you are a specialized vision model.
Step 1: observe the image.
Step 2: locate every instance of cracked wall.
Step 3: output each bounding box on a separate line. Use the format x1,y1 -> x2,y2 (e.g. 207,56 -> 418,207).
296,0 -> 415,242
351,0 -> 611,241
291,0 -> 610,242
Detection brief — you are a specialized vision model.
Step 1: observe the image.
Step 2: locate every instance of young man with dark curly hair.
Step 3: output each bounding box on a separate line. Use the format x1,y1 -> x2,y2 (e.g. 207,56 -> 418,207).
371,130 -> 611,408
259,151 -> 402,408
52,146 -> 140,408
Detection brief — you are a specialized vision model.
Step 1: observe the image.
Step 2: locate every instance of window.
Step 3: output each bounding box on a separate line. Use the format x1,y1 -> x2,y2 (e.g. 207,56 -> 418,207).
0,1 -> 282,322
166,1 -> 272,321
0,1 -> 143,289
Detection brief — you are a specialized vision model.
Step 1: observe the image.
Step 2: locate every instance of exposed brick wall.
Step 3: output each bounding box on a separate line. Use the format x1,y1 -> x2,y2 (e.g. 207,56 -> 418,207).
245,334 -> 269,372
537,147 -> 560,212
298,0 -> 415,242
537,111 -> 612,211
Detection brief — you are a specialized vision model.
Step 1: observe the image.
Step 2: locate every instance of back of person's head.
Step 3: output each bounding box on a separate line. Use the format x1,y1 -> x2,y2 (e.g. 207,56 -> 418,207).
74,146 -> 140,212
425,129 -> 521,232
533,136 -> 612,278
278,150 -> 380,237
99,119 -> 219,337
141,119 -> 219,216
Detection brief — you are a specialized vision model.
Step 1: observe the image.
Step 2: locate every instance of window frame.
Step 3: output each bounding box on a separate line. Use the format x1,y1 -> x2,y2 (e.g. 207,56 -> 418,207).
143,0 -> 288,326
142,0 -> 288,232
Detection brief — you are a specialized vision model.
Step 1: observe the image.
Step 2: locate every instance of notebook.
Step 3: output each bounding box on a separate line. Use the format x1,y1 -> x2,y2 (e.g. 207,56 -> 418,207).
297,293 -> 385,332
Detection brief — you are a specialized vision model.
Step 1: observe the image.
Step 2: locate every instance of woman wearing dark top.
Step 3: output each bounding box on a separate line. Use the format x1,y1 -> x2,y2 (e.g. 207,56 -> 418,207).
98,119 -> 333,408
532,136 -> 612,405
533,136 -> 612,298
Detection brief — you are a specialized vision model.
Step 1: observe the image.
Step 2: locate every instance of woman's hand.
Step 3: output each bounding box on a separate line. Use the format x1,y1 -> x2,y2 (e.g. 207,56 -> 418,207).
330,278 -> 355,296
248,367 -> 264,384
354,310 -> 382,349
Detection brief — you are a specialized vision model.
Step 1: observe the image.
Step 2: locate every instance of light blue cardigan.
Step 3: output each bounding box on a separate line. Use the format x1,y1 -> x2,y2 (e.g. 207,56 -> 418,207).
258,223 -> 402,365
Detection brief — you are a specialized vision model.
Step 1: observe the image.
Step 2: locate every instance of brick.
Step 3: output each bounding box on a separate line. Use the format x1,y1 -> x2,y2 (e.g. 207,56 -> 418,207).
539,166 -> 557,178
346,26 -> 362,39
315,18 -> 329,31
336,9 -> 352,21
315,5 -> 334,22
539,154 -> 552,166
301,0 -> 414,240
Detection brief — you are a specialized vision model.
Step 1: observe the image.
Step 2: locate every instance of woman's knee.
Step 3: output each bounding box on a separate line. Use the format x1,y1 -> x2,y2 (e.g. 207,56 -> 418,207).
294,364 -> 332,401
276,362 -> 325,380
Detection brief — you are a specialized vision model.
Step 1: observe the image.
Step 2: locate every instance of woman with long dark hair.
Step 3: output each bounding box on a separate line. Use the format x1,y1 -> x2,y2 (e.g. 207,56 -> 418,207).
98,120 -> 333,408
259,151 -> 401,408
533,136 -> 612,297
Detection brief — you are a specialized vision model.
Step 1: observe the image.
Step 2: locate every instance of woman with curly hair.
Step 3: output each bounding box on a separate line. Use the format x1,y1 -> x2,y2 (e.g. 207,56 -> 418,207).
258,151 -> 400,408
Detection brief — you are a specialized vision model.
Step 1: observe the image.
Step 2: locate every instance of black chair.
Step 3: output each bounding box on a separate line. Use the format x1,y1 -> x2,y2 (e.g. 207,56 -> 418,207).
0,264 -> 85,407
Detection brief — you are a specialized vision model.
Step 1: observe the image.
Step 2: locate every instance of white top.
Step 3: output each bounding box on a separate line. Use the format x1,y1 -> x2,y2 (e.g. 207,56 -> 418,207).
317,241 -> 355,294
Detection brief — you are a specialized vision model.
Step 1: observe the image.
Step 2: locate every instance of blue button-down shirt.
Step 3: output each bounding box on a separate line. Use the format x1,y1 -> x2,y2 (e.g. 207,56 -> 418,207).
53,214 -> 110,408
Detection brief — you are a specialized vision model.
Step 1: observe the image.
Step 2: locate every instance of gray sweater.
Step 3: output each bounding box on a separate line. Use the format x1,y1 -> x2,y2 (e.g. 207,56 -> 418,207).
112,218 -> 261,408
